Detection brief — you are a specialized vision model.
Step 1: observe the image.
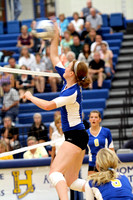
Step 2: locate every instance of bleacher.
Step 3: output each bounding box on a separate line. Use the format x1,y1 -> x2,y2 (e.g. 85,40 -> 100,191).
0,13 -> 125,148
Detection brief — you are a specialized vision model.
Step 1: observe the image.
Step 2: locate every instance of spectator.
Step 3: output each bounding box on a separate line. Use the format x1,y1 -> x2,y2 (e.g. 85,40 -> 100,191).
51,115 -> 65,163
89,52 -> 106,89
28,113 -> 48,143
16,65 -> 34,103
87,110 -> 114,175
60,46 -> 70,66
80,0 -> 100,19
80,21 -> 91,41
78,43 -> 92,66
32,53 -> 46,93
17,25 -> 34,51
57,13 -> 69,37
65,51 -> 76,68
85,28 -> 96,46
100,43 -> 115,78
1,116 -> 20,150
91,35 -> 109,55
1,82 -> 19,122
18,46 -> 36,70
49,111 -> 61,139
43,46 -> 61,92
70,35 -> 83,59
60,31 -> 73,48
71,12 -> 84,33
28,20 -> 36,33
0,71 -> 14,88
124,139 -> 133,149
4,57 -> 20,80
23,136 -> 48,159
0,140 -> 13,160
67,23 -> 80,38
86,8 -> 103,31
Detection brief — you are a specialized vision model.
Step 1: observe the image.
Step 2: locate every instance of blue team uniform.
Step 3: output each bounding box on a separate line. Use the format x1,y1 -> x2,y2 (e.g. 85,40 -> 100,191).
87,127 -> 114,167
53,62 -> 85,132
88,174 -> 133,200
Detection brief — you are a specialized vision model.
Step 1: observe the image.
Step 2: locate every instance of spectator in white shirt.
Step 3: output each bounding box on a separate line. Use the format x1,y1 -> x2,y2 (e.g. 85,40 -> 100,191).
91,35 -> 109,55
71,12 -> 84,33
18,46 -> 36,70
23,136 -> 48,159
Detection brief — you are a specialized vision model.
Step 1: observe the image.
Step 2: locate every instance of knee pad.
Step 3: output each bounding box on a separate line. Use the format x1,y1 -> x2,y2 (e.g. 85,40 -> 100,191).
49,172 -> 66,187
70,178 -> 86,192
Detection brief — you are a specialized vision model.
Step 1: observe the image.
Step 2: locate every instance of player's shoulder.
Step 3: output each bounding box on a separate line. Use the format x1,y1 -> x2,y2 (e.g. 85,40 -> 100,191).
101,127 -> 111,134
61,83 -> 79,97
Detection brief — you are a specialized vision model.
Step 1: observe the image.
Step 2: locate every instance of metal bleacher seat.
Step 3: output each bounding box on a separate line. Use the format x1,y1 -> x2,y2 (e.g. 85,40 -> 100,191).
101,14 -> 109,27
0,21 -> 4,34
7,21 -> 20,34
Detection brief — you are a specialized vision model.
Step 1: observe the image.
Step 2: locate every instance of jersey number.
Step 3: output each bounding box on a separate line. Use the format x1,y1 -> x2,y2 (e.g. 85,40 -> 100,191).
94,139 -> 99,147
111,179 -> 122,188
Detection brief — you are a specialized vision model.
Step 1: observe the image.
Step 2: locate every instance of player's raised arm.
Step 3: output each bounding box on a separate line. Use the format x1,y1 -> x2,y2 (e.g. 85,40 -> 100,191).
50,23 -> 60,68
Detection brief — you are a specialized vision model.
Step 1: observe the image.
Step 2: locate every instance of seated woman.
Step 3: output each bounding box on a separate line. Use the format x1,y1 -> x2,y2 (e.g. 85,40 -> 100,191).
78,43 -> 92,66
17,25 -> 34,51
16,65 -> 34,103
100,42 -> 115,78
71,12 -> 84,33
0,140 -> 14,160
57,13 -> 69,37
18,46 -> 36,70
85,148 -> 133,200
60,30 -> 73,48
85,28 -> 96,47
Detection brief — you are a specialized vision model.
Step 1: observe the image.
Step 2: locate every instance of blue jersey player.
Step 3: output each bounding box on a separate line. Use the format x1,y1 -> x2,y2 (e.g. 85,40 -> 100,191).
87,110 -> 114,175
85,148 -> 133,200
23,23 -> 91,200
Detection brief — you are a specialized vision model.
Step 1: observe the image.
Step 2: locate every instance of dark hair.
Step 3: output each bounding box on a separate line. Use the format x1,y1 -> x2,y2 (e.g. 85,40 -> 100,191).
82,43 -> 90,55
8,57 -> 15,62
2,82 -> 10,87
73,12 -> 79,17
72,60 -> 91,88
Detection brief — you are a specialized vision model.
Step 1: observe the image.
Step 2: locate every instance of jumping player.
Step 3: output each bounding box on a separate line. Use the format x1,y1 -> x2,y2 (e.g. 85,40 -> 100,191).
23,23 -> 91,200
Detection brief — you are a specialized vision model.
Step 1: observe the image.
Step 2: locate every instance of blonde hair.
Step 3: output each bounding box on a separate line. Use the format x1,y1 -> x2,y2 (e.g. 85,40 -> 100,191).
89,148 -> 119,185
0,140 -> 8,152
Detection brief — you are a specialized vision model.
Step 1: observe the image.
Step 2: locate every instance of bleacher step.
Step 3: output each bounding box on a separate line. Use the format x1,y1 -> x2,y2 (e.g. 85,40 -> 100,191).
106,98 -> 125,108
101,118 -> 133,129
114,71 -> 130,79
120,49 -> 133,55
111,80 -> 129,89
123,35 -> 133,40
111,128 -> 133,139
104,108 -> 133,119
109,89 -> 127,98
118,56 -> 133,62
122,41 -> 133,47
116,63 -> 132,71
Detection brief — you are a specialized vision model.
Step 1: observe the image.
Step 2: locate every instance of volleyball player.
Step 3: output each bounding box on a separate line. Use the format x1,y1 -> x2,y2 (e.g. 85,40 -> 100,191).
87,110 -> 114,175
23,23 -> 91,200
85,148 -> 133,200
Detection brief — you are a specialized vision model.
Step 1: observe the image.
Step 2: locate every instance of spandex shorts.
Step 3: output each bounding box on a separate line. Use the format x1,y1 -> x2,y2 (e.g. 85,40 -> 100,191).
88,165 -> 98,172
64,129 -> 89,150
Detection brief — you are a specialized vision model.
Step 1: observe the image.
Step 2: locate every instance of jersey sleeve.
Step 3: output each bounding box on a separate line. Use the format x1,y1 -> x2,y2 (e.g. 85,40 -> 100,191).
53,90 -> 77,108
55,61 -> 65,81
86,181 -> 95,200
107,129 -> 114,148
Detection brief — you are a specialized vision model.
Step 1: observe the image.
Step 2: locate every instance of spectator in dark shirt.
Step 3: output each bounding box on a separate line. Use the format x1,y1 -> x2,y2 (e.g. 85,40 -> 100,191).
16,65 -> 34,103
1,116 -> 20,150
17,25 -> 34,51
80,21 -> 91,41
124,139 -> 133,149
67,23 -> 80,38
28,113 -> 48,143
1,82 -> 19,122
70,35 -> 83,59
85,28 -> 96,46
89,52 -> 106,89
80,0 -> 100,19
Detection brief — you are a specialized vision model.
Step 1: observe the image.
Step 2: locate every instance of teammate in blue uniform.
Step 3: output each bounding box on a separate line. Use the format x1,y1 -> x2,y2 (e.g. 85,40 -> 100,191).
85,148 -> 133,200
87,110 -> 114,175
23,23 -> 91,200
